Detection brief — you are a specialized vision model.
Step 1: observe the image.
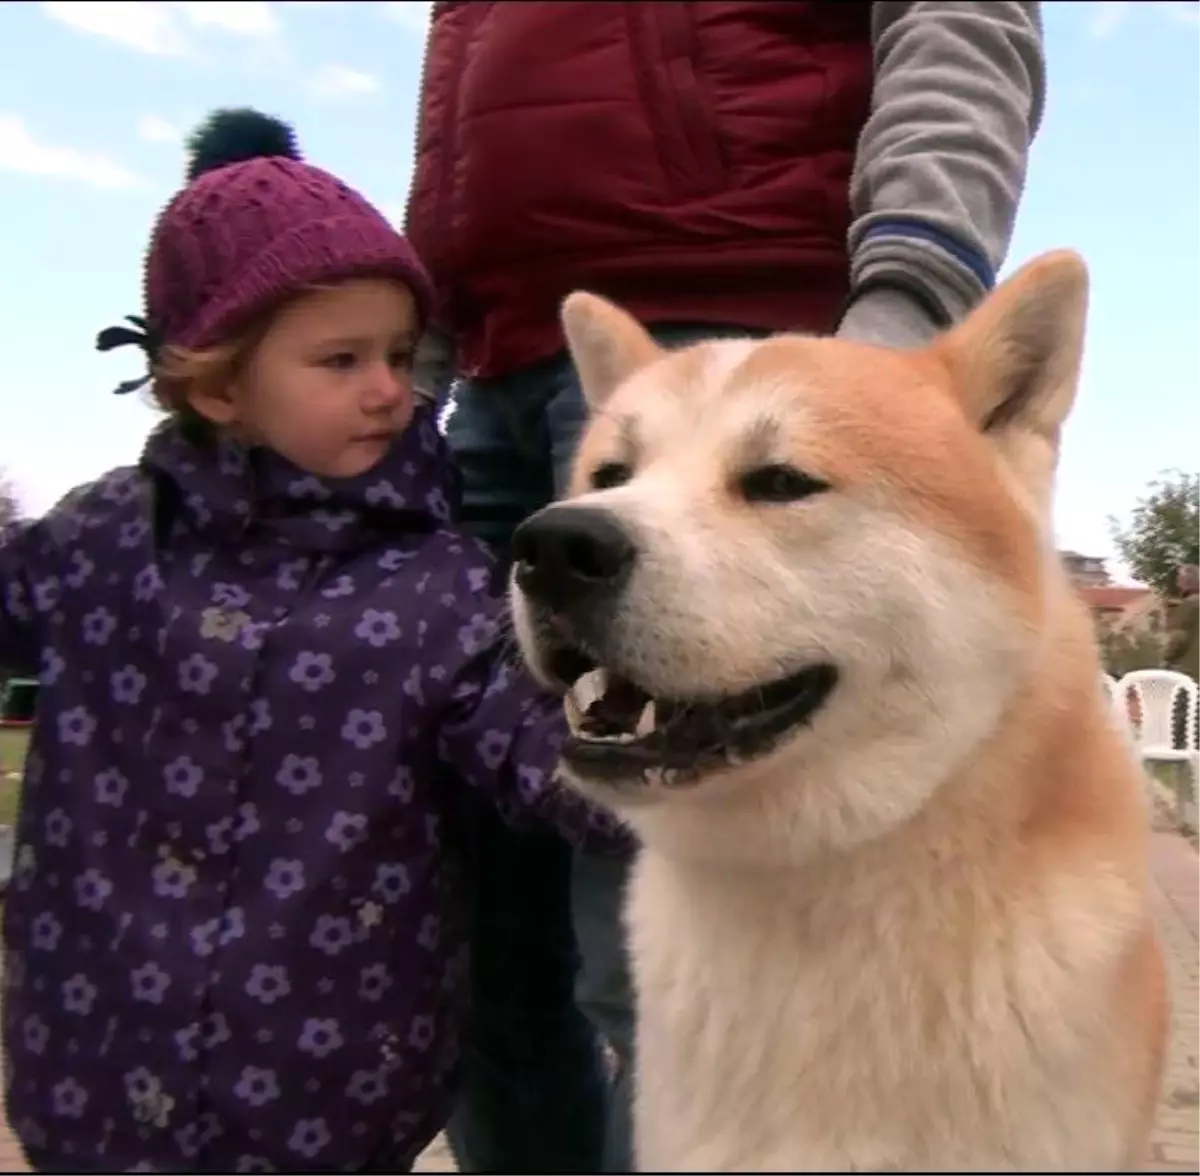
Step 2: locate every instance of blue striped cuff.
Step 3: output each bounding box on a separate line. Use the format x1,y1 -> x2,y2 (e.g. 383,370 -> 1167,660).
862,219 -> 996,291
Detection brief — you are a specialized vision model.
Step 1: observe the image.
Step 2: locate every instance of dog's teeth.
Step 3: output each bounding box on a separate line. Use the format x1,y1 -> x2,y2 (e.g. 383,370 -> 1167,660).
635,699 -> 656,737
577,730 -> 637,746
567,669 -> 607,734
574,668 -> 606,709
642,765 -> 683,787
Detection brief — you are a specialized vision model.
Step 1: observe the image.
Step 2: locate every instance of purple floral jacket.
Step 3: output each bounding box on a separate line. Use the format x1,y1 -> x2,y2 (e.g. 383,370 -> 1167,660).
0,407 -> 621,1172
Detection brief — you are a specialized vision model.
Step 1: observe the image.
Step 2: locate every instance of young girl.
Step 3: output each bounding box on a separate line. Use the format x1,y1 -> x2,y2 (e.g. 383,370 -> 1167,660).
0,109 -> 624,1173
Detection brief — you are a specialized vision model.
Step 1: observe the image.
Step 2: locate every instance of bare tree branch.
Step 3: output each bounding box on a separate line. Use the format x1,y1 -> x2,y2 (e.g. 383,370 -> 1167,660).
0,469 -> 22,531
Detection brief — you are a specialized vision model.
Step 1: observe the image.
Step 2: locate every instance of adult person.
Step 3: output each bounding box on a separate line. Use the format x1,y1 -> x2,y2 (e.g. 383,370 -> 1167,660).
406,3 -> 1047,1170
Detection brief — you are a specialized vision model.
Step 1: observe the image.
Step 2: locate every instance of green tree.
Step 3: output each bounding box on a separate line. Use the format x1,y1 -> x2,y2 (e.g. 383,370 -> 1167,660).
0,470 -> 22,691
1108,470 -> 1200,597
1098,627 -> 1166,677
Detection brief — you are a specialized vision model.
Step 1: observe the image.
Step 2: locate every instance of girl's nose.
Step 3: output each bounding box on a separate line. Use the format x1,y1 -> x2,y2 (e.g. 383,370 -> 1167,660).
363,361 -> 409,408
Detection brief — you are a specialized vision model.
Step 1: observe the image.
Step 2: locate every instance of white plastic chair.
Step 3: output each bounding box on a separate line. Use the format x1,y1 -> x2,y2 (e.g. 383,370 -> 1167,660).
1117,668 -> 1199,826
1102,672 -> 1137,747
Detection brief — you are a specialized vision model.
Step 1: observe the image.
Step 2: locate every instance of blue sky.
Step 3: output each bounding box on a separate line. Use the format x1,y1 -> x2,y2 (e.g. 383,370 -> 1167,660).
1,1 -> 1197,579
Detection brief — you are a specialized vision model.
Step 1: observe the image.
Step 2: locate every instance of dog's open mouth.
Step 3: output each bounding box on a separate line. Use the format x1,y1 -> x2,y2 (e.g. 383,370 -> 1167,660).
550,650 -> 838,787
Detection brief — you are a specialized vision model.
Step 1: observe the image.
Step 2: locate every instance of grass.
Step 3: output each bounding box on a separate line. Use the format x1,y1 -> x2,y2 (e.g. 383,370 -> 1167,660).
0,727 -> 28,828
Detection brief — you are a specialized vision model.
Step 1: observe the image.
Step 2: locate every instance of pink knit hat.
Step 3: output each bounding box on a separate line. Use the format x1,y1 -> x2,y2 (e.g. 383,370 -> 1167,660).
98,108 -> 432,394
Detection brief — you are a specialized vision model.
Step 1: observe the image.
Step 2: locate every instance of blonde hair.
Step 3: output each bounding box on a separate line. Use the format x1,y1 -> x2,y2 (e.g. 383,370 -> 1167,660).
149,309 -> 275,420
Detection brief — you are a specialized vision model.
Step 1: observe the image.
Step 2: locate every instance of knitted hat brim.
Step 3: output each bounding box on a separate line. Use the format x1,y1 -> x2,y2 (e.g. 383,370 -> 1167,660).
170,211 -> 433,352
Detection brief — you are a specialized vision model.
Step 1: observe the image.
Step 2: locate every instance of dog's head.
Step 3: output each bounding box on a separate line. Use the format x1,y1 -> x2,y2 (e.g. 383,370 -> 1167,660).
509,252 -> 1089,851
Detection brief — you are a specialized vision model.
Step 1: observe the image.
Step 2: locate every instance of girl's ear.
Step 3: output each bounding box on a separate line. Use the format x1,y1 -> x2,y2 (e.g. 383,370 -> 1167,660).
185,379 -> 241,428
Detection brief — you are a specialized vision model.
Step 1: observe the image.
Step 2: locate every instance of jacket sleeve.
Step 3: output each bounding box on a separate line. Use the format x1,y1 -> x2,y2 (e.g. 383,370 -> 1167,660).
0,519 -> 41,678
436,606 -> 633,855
838,1 -> 1046,348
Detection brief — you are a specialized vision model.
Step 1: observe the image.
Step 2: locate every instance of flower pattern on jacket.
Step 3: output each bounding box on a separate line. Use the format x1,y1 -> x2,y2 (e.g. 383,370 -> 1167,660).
0,407 -> 625,1172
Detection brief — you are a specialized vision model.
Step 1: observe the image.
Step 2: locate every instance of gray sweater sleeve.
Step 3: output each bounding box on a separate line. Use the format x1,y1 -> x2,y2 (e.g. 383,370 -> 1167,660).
837,0 -> 1046,349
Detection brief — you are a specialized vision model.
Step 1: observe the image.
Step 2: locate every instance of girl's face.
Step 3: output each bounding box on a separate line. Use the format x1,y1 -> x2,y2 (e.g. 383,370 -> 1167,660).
189,278 -> 419,479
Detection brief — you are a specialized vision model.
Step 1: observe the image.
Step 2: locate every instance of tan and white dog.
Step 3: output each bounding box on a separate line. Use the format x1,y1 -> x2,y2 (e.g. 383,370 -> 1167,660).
507,251 -> 1169,1172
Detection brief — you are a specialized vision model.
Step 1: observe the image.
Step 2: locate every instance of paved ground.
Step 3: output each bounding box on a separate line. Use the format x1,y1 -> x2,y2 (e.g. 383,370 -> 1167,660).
1145,831 -> 1200,1173
1,832 -> 1196,1173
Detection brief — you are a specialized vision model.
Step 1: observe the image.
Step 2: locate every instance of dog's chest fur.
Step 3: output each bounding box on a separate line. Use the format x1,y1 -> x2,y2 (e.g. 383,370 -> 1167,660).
627,845 -> 1144,1173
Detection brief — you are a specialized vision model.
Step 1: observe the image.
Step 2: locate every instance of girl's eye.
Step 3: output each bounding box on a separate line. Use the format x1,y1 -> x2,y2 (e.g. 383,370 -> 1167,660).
389,350 -> 415,371
323,352 -> 358,371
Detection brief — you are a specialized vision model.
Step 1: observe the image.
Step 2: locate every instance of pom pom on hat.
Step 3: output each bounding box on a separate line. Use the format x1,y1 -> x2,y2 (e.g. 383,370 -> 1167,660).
97,102 -> 434,382
185,107 -> 301,182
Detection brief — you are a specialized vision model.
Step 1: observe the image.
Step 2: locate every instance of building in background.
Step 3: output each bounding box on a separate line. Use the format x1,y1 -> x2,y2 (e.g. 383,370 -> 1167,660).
1060,549 -> 1114,589
1060,549 -> 1161,636
1060,549 -> 1165,677
1077,584 -> 1162,636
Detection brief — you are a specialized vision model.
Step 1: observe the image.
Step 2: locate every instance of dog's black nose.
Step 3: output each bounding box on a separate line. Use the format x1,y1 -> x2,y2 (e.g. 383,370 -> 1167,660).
512,506 -> 637,609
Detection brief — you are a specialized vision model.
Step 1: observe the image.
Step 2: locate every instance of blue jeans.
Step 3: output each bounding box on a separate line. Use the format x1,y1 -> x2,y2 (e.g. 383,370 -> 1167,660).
444,324 -> 753,1173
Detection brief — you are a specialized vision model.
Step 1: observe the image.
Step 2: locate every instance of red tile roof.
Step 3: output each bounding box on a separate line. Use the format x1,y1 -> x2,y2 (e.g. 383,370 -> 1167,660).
1077,585 -> 1153,610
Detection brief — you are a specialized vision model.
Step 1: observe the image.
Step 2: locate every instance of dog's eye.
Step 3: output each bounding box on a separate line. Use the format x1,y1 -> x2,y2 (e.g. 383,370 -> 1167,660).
591,462 -> 633,491
739,464 -> 829,504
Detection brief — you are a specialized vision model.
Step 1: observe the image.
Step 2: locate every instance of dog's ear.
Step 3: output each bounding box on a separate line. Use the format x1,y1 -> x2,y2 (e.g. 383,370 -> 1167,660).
933,249 -> 1089,444
561,292 -> 662,410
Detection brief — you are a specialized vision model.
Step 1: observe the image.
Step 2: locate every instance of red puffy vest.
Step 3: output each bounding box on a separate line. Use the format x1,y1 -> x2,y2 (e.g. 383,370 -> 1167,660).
406,1 -> 873,379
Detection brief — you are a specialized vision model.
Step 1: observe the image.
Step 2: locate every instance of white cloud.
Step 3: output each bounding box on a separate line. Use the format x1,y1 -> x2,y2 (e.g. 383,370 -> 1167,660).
382,1 -> 432,35
41,1 -> 187,54
0,114 -> 145,191
1089,0 -> 1200,36
40,1 -> 279,57
1088,2 -> 1128,36
309,63 -> 382,100
1154,0 -> 1200,26
137,114 -> 183,144
179,1 -> 278,37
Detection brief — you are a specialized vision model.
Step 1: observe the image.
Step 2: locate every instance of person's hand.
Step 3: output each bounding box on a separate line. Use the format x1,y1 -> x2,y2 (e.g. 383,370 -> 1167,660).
837,283 -> 946,350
